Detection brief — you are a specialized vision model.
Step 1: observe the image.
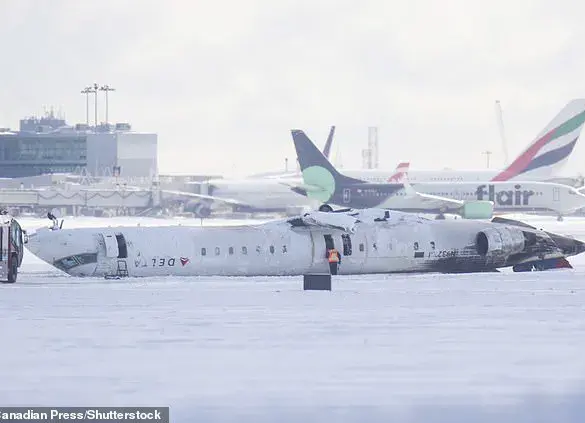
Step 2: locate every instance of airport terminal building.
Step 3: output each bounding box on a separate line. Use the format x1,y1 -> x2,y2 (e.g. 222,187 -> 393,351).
0,111 -> 157,180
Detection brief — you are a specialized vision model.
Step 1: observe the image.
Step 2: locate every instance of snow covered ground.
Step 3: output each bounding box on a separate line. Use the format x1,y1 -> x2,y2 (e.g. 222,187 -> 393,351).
2,214 -> 585,422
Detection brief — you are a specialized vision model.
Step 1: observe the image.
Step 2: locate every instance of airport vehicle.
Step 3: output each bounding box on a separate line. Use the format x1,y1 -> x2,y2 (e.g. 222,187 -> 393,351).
25,208 -> 585,278
0,211 -> 25,283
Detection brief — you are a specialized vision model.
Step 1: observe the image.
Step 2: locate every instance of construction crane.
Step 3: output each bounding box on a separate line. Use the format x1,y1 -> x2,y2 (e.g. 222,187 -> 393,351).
495,100 -> 509,167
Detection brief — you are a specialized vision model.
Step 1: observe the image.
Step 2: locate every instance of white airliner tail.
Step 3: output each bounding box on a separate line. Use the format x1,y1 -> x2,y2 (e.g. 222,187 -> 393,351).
491,99 -> 585,181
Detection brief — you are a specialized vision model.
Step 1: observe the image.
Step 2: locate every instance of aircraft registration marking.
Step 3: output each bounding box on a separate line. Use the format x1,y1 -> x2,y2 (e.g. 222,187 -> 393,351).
428,249 -> 458,258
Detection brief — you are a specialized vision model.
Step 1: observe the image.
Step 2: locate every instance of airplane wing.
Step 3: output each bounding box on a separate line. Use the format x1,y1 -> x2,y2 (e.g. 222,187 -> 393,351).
159,189 -> 247,206
288,210 -> 358,233
278,181 -> 326,194
401,177 -> 464,209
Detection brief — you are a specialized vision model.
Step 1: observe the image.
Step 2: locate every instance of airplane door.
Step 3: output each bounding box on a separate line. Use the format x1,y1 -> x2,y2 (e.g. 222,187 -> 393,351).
324,234 -> 334,250
336,233 -> 365,273
553,187 -> 560,202
343,188 -> 351,204
100,233 -> 120,258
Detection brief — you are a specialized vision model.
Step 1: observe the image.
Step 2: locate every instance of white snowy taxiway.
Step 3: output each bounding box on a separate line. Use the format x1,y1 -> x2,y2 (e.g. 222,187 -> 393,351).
2,214 -> 585,422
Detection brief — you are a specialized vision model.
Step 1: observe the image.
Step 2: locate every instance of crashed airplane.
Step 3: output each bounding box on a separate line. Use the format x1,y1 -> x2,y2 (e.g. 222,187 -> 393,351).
24,208 -> 585,278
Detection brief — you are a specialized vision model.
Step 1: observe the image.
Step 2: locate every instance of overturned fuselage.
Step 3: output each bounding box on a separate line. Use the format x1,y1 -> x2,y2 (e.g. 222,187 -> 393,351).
25,209 -> 585,278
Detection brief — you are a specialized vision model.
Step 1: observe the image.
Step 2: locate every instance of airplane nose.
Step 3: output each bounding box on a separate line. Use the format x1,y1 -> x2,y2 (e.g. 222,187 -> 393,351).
24,231 -> 41,255
24,228 -> 56,263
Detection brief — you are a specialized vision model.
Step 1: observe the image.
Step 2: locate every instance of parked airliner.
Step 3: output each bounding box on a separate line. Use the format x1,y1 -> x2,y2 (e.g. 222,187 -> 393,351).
291,130 -> 585,221
168,99 -> 585,217
291,130 -> 494,219
24,208 -> 585,279
342,98 -> 585,184
163,126 -> 337,217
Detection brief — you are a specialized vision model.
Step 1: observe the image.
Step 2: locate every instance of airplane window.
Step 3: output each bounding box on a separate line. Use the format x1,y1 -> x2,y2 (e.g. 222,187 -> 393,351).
342,234 -> 352,256
359,243 -> 364,252
414,242 -> 419,251
241,246 -> 248,255
269,245 -> 275,254
215,247 -> 220,255
256,245 -> 261,253
430,241 -> 436,250
201,248 -> 206,256
282,245 -> 287,253
229,247 -> 234,255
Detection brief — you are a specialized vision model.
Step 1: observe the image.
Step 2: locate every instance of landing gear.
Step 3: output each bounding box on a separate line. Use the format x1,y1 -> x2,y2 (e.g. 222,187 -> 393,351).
435,213 -> 446,220
557,215 -> 564,222
318,204 -> 334,213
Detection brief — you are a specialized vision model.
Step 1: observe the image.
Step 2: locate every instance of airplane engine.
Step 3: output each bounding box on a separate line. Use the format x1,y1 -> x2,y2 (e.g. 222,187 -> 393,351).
184,201 -> 212,218
460,200 -> 494,219
475,227 -> 525,256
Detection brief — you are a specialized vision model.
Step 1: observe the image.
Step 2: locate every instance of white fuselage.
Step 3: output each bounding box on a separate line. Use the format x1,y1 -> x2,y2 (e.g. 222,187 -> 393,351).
343,169 -> 501,183
409,181 -> 585,215
190,177 -> 313,211
344,173 -> 585,215
26,211 -> 510,278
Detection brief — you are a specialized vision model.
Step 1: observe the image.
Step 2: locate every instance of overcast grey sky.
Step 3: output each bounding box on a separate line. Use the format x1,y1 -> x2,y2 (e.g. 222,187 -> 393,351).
1,0 -> 585,177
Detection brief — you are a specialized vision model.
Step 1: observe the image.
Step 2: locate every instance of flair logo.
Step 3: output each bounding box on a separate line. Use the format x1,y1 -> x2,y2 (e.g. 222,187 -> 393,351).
475,184 -> 534,206
180,257 -> 189,266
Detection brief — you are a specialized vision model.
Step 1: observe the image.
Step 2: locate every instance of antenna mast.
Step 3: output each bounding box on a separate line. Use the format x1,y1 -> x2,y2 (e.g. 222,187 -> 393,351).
482,150 -> 492,168
495,100 -> 509,166
361,126 -> 379,169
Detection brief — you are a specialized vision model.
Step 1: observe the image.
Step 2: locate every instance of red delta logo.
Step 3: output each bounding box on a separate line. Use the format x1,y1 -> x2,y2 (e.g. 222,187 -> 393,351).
475,184 -> 535,206
180,257 -> 189,266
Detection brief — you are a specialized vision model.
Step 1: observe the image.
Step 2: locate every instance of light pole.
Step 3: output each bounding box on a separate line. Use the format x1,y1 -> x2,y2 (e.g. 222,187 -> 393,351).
81,86 -> 95,126
99,84 -> 116,125
92,82 -> 99,127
